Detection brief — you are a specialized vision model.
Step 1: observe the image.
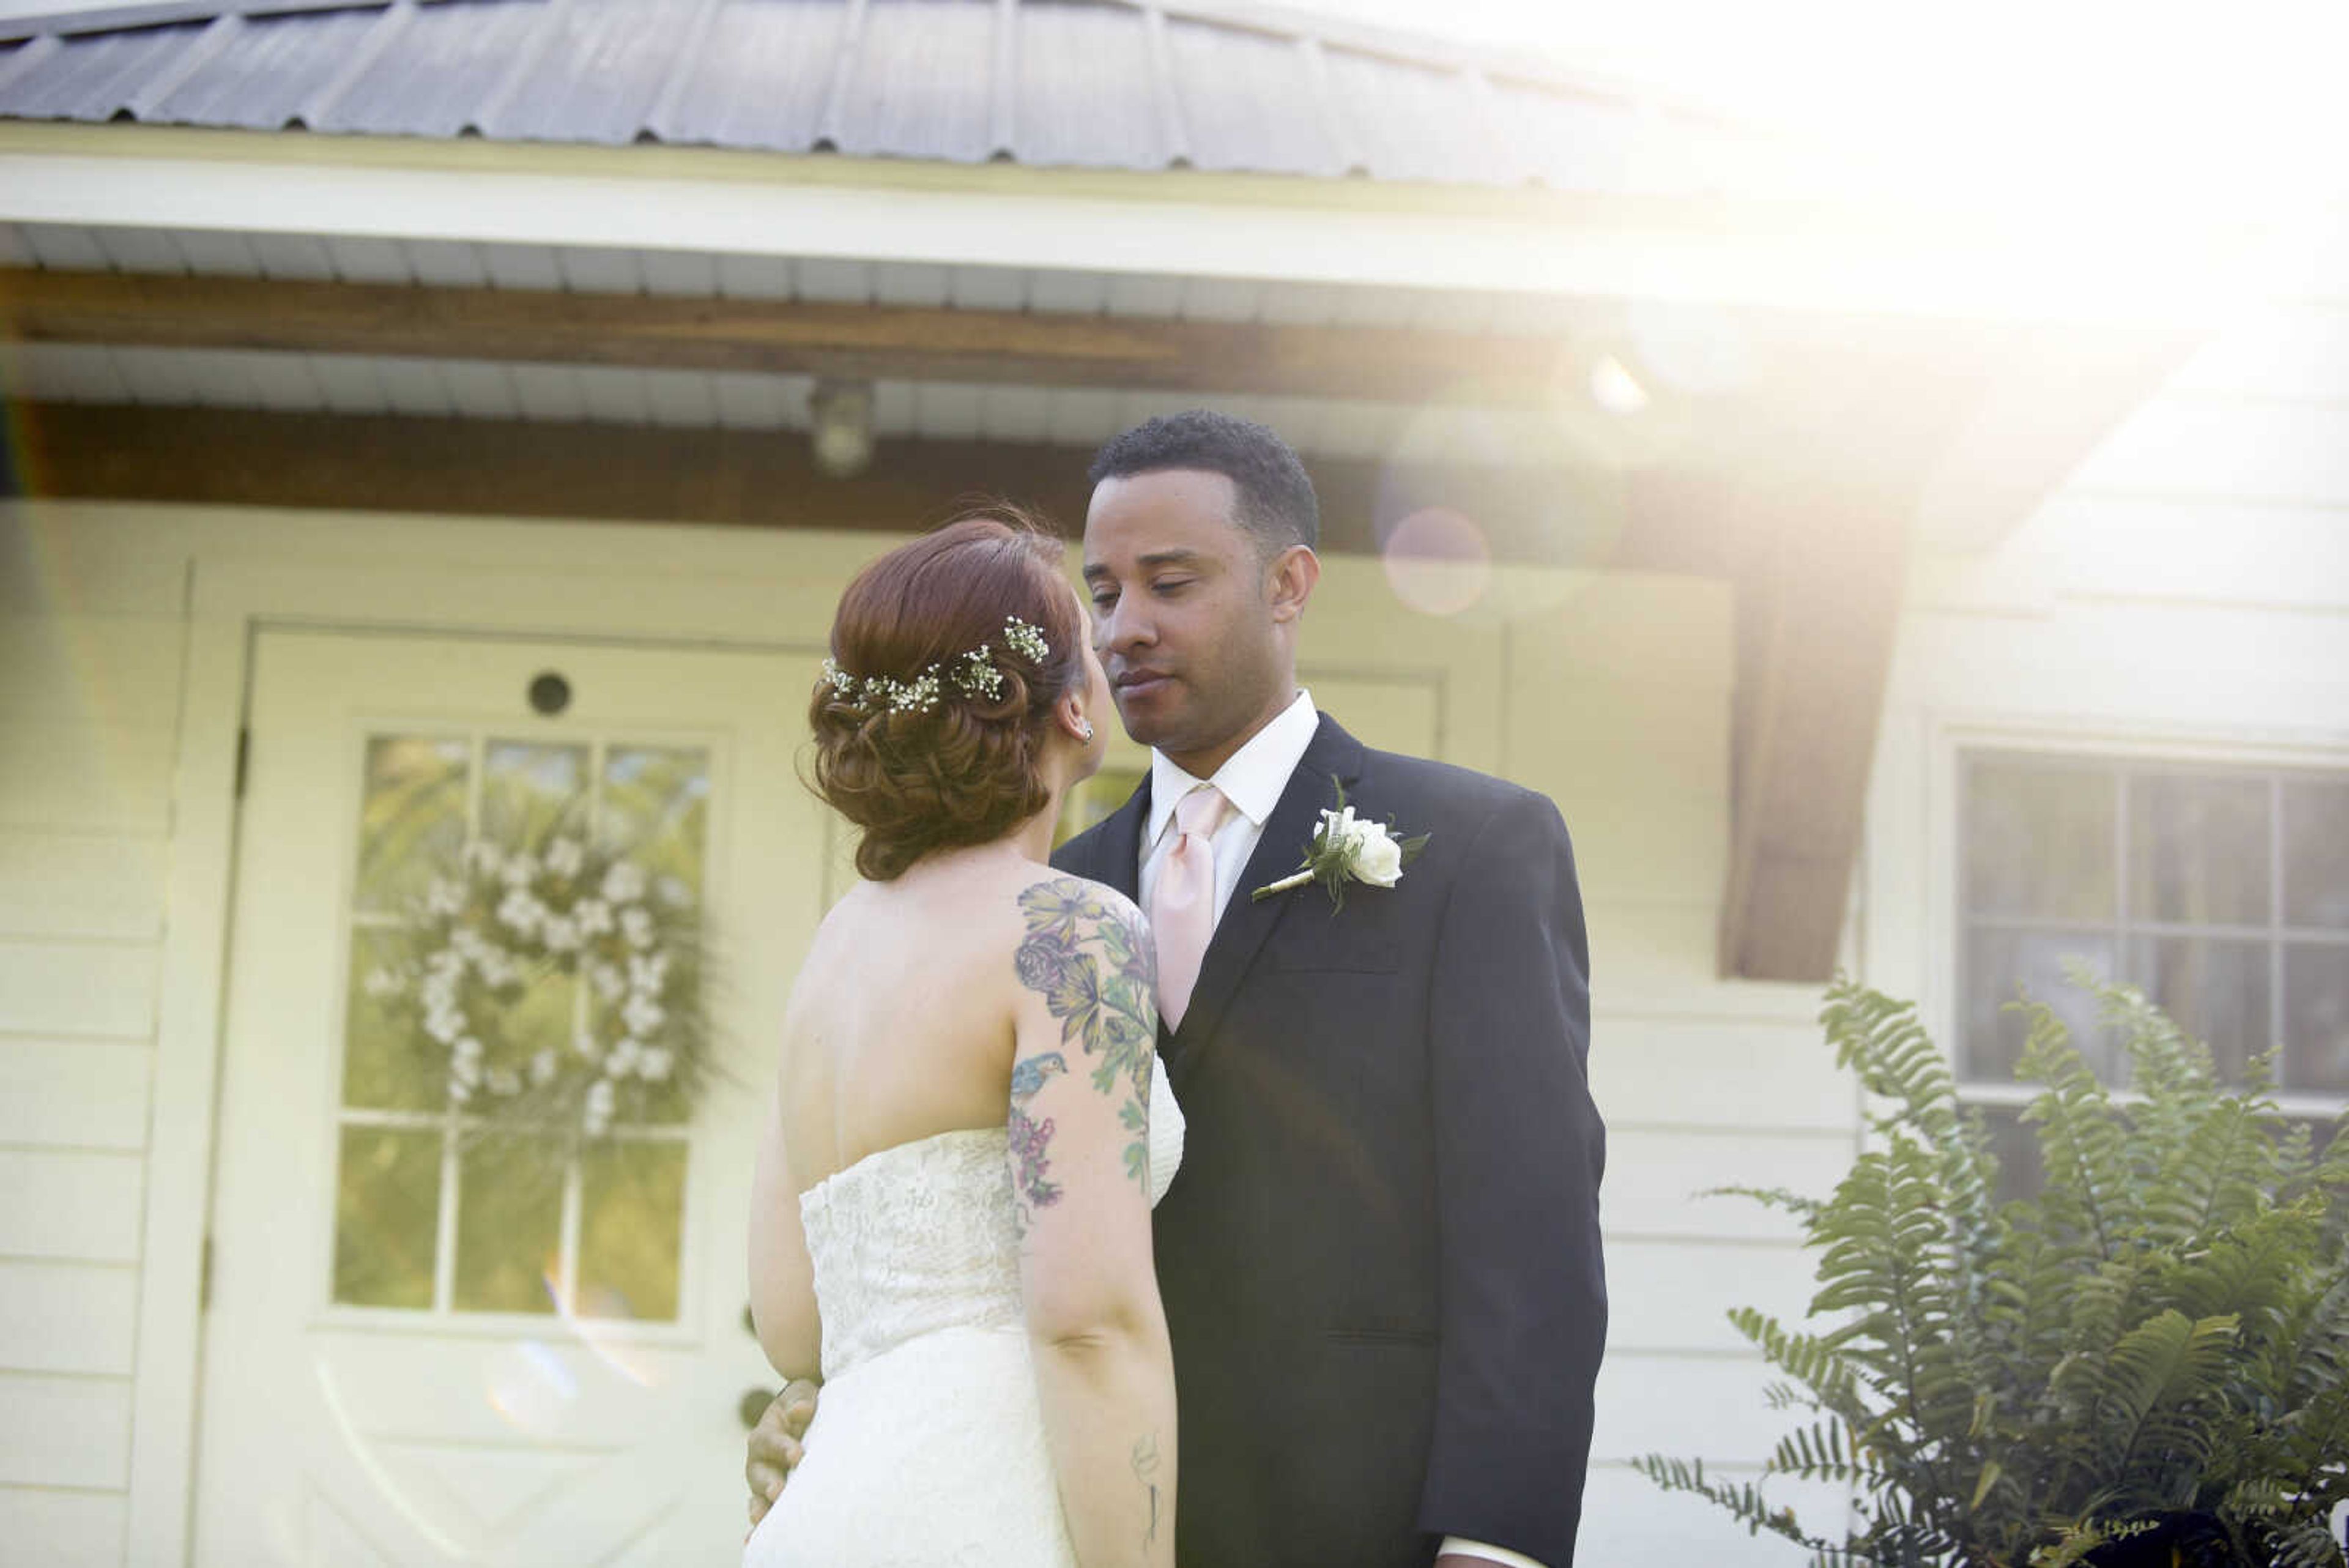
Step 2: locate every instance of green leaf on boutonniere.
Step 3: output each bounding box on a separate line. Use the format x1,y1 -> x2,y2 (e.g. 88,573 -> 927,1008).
1251,774 -> 1429,911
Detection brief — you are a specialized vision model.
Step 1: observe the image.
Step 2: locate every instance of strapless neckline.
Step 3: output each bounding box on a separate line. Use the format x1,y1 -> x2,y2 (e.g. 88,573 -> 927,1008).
802,1125 -> 1006,1206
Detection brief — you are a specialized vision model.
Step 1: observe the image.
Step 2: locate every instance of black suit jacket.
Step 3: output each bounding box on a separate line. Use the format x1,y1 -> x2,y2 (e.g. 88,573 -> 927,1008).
1053,715 -> 1606,1568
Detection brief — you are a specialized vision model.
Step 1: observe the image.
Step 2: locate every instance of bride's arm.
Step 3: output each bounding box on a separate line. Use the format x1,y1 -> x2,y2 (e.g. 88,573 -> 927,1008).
746,1079 -> 822,1385
1009,879 -> 1176,1568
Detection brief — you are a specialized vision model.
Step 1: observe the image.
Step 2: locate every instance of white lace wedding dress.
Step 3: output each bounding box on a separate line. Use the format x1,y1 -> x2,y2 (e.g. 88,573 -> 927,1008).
742,1055 -> 1185,1568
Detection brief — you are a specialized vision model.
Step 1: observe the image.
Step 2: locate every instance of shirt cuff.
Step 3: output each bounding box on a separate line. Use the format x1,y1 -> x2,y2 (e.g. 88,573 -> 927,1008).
1439,1537 -> 1548,1568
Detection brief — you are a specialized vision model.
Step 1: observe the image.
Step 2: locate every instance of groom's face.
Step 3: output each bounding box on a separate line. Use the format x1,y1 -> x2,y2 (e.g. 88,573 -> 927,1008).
1082,469 -> 1288,772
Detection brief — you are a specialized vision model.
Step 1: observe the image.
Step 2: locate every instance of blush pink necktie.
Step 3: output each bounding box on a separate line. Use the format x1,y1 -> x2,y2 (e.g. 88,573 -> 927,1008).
1151,784 -> 1231,1032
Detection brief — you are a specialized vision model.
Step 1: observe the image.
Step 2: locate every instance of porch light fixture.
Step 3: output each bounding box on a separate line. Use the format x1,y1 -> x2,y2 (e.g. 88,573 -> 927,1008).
809,379 -> 877,478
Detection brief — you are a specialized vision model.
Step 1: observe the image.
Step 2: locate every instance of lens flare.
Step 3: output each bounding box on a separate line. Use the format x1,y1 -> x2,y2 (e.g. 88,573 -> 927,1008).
1381,507 -> 1493,617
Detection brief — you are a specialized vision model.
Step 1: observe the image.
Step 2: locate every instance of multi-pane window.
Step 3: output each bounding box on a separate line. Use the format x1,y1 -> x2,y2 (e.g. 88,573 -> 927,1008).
1958,752 -> 2349,1184
332,732 -> 710,1322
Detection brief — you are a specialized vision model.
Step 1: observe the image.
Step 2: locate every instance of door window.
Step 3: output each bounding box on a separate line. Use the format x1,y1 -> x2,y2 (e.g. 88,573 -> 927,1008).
333,732 -> 709,1321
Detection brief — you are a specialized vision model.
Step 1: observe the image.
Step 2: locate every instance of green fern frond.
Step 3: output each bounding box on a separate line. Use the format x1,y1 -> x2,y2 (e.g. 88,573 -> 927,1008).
1632,1456 -> 1849,1554
1652,976 -> 2349,1568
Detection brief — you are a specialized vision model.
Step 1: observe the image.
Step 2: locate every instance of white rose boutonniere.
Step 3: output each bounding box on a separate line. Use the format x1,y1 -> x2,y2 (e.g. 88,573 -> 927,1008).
1252,778 -> 1429,912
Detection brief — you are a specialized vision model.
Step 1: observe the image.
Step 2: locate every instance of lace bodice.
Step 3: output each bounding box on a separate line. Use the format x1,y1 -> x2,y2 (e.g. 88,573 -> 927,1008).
799,1056 -> 1185,1381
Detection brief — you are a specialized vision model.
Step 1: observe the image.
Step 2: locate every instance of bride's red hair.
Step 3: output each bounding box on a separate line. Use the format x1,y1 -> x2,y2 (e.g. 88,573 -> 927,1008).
808,507 -> 1083,881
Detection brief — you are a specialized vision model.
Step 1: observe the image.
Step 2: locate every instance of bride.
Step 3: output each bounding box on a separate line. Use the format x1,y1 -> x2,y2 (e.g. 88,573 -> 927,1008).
743,511 -> 1180,1568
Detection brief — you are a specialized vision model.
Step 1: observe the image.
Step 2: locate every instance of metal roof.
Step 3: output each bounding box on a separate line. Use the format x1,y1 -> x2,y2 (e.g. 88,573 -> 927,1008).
0,0 -> 1830,195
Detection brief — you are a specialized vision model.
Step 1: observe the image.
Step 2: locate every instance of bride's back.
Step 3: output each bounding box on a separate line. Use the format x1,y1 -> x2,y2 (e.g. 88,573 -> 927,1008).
775,851 -> 1039,1194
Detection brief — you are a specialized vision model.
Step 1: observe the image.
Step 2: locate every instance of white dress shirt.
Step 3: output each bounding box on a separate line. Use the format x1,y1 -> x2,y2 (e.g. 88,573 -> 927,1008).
1136,689 -> 1547,1568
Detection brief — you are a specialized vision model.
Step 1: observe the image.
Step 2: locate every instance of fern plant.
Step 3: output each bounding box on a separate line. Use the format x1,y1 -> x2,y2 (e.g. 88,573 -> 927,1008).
1636,973 -> 2349,1567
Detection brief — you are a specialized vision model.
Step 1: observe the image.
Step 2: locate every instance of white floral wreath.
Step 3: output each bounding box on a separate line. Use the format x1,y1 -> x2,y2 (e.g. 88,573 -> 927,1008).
363,828 -> 711,1143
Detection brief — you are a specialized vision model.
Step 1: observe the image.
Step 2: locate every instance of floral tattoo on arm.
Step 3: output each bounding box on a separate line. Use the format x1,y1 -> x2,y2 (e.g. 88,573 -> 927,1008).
1009,879 -> 1159,1225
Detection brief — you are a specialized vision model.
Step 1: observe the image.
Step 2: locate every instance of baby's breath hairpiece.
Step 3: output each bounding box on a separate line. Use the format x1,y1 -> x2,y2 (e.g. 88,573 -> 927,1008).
820,615 -> 1053,717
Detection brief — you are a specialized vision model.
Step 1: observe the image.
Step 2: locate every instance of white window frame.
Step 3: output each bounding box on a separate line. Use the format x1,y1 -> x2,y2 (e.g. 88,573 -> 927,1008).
1907,713 -> 2349,1128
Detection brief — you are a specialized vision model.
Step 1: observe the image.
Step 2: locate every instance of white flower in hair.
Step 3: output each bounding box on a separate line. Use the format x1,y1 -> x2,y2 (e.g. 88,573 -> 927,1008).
1001,616 -> 1050,663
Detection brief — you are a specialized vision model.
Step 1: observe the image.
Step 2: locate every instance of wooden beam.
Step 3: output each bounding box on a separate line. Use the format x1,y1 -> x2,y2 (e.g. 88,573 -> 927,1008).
1715,351 -> 1992,983
0,266 -> 1579,405
0,399 -> 1735,573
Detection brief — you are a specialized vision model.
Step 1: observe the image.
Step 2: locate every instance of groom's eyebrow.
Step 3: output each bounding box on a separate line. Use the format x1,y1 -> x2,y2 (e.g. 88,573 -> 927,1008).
1083,550 -> 1206,582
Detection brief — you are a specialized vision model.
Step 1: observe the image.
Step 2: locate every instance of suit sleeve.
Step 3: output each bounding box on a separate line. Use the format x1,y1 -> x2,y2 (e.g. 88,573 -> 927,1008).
1416,789 -> 1605,1567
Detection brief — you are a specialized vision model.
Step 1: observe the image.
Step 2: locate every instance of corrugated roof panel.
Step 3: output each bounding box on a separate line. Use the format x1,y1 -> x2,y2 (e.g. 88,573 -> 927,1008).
316,0 -> 550,136
150,7 -> 380,129
0,1 -> 1833,198
2,20 -> 205,119
1161,17 -> 1340,176
478,0 -> 691,144
831,0 -> 996,162
1483,80 -> 1657,195
650,0 -> 844,152
1011,1 -> 1165,170
1319,50 -> 1499,187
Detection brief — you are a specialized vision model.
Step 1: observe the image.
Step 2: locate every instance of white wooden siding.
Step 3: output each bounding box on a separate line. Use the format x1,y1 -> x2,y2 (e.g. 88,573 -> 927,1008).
0,1486 -> 125,1568
0,568 -> 185,1552
0,1373 -> 133,1489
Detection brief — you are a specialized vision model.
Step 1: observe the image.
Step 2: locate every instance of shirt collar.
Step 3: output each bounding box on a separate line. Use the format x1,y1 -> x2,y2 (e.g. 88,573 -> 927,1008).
1146,689 -> 1318,850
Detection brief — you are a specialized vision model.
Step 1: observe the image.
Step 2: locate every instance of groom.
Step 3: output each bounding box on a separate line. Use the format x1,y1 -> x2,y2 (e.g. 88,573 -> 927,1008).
752,412 -> 1606,1567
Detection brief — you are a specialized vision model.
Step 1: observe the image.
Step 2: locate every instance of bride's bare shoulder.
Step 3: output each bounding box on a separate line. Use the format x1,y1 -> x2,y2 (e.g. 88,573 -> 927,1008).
1004,869 -> 1147,938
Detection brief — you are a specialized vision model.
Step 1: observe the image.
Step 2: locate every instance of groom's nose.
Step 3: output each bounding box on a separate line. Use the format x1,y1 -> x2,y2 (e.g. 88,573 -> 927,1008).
1097,595 -> 1154,655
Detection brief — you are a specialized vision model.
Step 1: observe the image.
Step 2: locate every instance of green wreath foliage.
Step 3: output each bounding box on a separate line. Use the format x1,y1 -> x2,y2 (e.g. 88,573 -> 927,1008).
1637,972 -> 2349,1568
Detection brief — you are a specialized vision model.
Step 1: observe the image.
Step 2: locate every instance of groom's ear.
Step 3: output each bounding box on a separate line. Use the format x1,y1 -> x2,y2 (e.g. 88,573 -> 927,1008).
1265,544 -> 1319,625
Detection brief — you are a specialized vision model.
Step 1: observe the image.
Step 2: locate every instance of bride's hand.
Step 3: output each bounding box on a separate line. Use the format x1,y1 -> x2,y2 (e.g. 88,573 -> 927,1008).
744,1378 -> 820,1529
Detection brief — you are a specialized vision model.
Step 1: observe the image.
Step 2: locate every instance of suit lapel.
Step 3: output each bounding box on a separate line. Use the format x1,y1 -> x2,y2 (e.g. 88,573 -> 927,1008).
1169,715 -> 1366,1080
1088,773 -> 1149,904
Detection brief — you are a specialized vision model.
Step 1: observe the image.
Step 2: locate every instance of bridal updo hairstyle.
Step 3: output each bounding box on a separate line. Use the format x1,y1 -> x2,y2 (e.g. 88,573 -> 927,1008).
810,509 -> 1085,882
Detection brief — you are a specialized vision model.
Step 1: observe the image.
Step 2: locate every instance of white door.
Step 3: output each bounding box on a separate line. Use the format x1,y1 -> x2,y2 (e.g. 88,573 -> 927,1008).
193,629 -> 823,1567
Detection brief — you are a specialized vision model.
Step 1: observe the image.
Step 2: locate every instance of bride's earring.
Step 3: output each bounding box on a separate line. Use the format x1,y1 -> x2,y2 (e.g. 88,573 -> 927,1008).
1077,718 -> 1095,742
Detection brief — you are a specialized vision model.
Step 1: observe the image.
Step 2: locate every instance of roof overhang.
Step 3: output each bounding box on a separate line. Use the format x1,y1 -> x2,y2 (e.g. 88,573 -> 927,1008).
0,121 -> 2280,326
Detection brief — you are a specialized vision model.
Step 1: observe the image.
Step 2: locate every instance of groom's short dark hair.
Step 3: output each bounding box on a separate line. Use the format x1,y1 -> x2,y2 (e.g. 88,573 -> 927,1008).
1088,410 -> 1319,557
